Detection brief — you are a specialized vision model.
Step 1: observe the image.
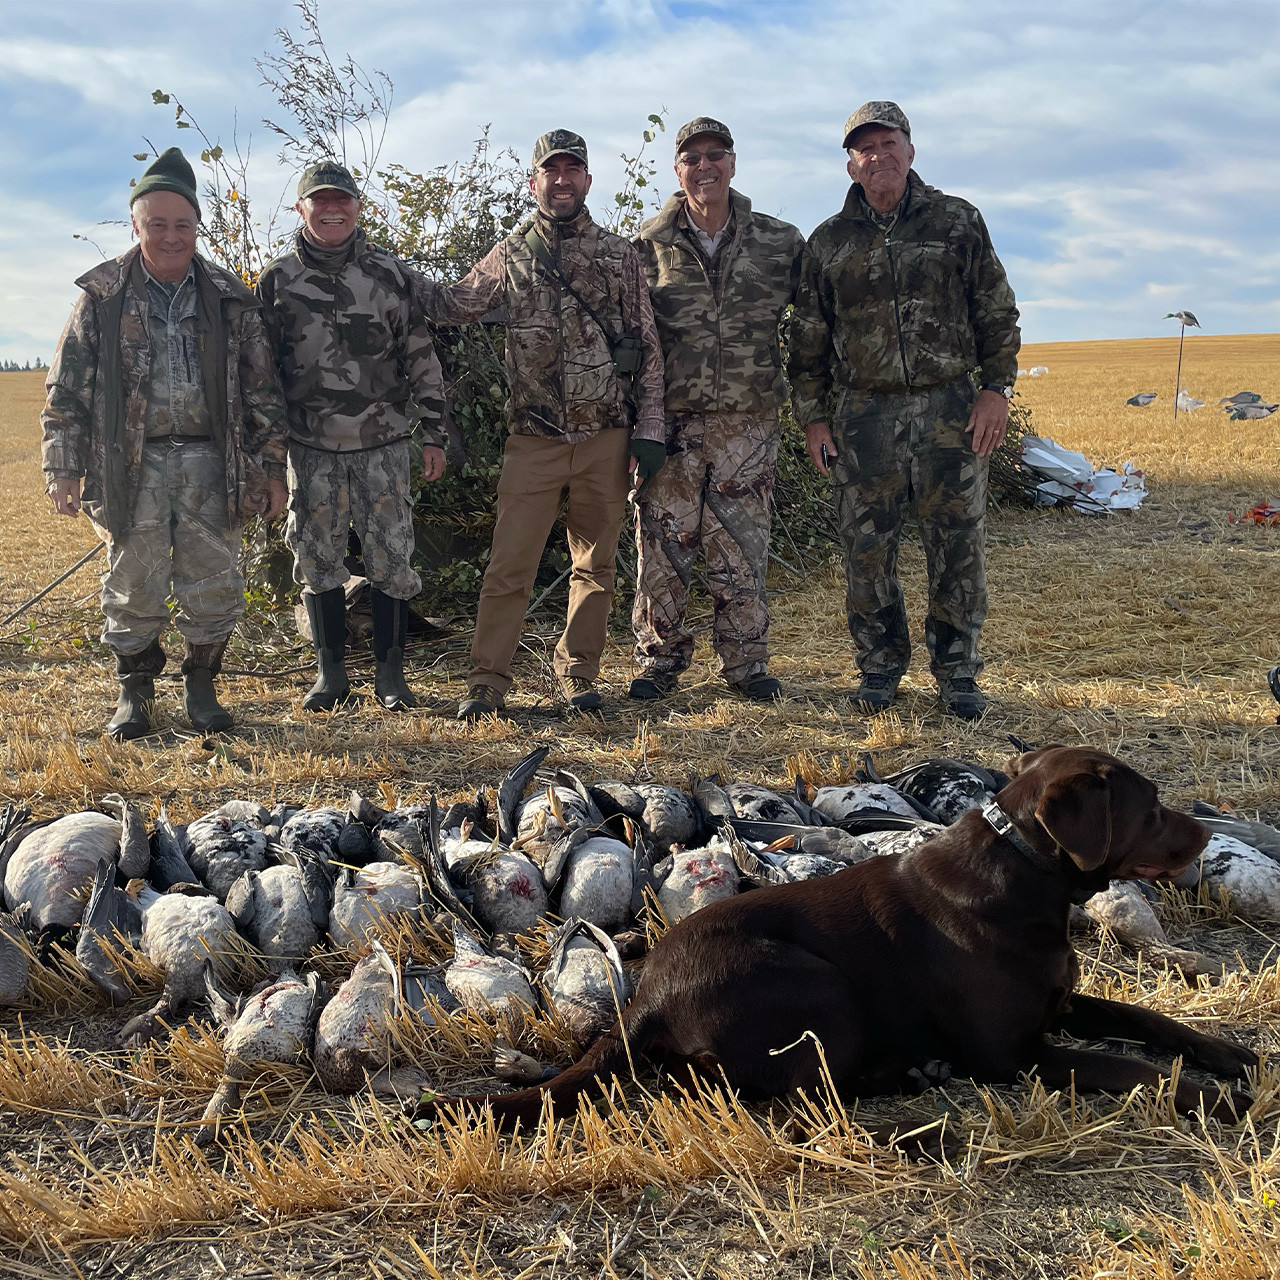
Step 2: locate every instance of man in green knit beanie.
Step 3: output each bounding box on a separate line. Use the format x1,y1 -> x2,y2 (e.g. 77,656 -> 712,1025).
40,147 -> 289,740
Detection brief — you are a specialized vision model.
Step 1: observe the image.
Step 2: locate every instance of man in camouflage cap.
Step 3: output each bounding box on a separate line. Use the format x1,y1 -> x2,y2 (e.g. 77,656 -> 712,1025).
629,116 -> 805,701
790,101 -> 1020,719
41,146 -> 288,740
256,159 -> 447,712
416,129 -> 665,719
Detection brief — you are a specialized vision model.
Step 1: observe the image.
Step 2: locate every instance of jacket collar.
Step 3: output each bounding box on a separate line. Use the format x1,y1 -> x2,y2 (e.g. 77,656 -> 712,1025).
530,206 -> 597,243
839,169 -> 934,224
639,187 -> 753,246
75,244 -> 255,306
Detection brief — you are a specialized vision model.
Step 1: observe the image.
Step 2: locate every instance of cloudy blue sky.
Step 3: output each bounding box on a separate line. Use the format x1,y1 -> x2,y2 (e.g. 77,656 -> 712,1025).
2,0 -> 1277,366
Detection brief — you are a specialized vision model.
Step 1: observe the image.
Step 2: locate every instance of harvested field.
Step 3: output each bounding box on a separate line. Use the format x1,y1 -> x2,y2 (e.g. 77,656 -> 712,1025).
1,332 -> 1278,1279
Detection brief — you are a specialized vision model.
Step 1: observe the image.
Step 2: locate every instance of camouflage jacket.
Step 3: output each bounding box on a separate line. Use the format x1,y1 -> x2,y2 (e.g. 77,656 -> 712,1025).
789,171 -> 1021,426
41,246 -> 288,539
635,189 -> 805,416
415,207 -> 665,444
256,230 -> 446,453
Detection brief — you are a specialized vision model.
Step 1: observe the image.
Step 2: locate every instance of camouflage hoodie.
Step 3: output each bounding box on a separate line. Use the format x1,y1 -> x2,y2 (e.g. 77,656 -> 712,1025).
634,189 -> 805,415
415,207 -> 665,444
256,230 -> 445,452
41,246 -> 287,539
788,171 -> 1020,426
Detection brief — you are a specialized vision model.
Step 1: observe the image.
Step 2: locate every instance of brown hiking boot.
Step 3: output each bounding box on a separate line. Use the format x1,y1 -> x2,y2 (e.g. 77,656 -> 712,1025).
563,676 -> 603,712
458,684 -> 506,720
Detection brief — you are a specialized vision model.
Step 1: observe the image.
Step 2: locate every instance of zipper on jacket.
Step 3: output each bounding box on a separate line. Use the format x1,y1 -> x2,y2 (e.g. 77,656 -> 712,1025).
882,231 -> 911,389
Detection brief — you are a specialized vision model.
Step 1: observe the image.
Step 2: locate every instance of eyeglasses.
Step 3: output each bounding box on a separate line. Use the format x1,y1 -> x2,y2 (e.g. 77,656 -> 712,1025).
677,147 -> 733,167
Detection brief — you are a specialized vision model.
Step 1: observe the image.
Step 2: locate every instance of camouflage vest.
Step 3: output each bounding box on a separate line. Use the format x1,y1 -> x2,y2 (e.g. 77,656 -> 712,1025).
636,190 -> 805,416
502,210 -> 635,438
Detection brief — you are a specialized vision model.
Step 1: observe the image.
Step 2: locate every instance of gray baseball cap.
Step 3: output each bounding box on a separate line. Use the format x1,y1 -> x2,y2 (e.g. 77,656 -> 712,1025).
842,100 -> 911,148
674,116 -> 734,154
297,159 -> 360,200
532,129 -> 589,168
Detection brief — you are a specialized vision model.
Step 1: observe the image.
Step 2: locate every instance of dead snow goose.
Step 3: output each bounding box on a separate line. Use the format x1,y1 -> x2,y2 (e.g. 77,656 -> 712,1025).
328,861 -> 425,948
443,919 -> 537,1017
653,835 -> 740,924
184,814 -> 272,902
225,858 -> 331,973
539,918 -> 629,1045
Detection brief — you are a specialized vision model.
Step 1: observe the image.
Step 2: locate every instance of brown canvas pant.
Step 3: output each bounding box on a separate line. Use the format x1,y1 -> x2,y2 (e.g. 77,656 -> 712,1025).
468,428 -> 631,694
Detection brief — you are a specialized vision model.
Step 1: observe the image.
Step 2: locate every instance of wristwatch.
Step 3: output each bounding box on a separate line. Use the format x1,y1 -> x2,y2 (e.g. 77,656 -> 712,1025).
982,383 -> 1014,399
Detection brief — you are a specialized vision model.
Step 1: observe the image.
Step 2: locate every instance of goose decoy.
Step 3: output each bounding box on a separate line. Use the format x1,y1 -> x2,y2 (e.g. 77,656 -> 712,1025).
1175,389 -> 1204,412
196,966 -> 326,1146
1227,402 -> 1277,420
119,884 -> 241,1048
1164,310 -> 1199,328
1220,392 -> 1262,405
539,918 -> 629,1044
1125,392 -> 1157,407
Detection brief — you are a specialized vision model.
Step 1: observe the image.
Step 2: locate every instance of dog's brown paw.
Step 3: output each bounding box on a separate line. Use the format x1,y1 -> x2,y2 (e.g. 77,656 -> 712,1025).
1189,1035 -> 1258,1078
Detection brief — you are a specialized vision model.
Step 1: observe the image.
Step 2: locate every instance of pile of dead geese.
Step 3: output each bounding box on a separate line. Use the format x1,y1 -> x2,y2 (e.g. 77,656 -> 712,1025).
2,746 -> 1278,1141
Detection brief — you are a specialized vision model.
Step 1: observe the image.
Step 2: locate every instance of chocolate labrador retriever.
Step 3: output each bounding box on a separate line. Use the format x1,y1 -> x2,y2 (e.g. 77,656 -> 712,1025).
421,746 -> 1256,1130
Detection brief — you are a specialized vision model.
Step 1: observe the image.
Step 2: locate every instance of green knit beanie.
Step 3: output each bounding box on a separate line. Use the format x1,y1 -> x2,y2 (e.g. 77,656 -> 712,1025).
130,147 -> 201,220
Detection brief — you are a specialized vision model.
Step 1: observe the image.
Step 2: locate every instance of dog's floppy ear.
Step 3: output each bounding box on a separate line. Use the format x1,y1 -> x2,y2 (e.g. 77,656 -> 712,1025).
1034,767 -> 1113,871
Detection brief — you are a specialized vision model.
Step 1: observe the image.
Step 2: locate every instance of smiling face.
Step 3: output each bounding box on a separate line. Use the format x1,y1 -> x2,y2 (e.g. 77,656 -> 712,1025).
675,132 -> 736,224
845,125 -> 915,212
296,188 -> 361,247
530,154 -> 592,222
130,191 -> 198,283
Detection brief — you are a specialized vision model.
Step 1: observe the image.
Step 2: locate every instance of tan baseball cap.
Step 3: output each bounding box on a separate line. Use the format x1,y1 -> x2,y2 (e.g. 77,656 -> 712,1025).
842,100 -> 911,148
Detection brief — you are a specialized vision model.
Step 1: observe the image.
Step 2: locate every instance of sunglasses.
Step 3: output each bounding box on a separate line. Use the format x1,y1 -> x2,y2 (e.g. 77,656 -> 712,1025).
677,147 -> 733,167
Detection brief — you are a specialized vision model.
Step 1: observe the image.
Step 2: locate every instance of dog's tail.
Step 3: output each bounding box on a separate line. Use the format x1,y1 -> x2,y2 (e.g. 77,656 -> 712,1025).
416,1015 -> 645,1132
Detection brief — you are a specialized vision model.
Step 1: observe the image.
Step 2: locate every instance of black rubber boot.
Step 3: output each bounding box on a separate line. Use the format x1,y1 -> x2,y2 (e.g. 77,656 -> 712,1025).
182,640 -> 233,733
371,589 -> 418,710
106,640 -> 166,741
303,587 -> 351,712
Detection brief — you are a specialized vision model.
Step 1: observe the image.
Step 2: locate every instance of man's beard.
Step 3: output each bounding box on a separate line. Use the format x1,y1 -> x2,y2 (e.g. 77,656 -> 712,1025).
540,194 -> 586,221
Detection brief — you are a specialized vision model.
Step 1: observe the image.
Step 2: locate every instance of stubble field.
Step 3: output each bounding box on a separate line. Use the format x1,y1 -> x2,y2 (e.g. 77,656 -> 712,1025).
0,332 -> 1278,1279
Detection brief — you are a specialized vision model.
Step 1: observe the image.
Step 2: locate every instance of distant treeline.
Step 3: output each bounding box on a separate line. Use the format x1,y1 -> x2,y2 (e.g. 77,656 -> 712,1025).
1,359 -> 46,372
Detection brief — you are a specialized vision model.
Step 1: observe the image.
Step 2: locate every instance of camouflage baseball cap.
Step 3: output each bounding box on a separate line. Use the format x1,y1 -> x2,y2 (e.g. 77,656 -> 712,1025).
842,100 -> 911,148
531,129 -> 589,168
297,159 -> 360,201
674,116 -> 734,154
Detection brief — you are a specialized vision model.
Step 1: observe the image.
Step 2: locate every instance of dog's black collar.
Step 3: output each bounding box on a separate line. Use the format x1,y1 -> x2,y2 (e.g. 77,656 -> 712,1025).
981,800 -> 1062,875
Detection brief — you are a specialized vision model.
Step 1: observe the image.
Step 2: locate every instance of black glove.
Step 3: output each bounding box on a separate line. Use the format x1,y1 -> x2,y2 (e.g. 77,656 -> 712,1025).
630,438 -> 667,494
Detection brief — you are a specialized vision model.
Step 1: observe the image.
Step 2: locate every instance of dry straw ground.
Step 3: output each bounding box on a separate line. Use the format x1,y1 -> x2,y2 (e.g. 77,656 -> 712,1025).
1,333 -> 1278,1279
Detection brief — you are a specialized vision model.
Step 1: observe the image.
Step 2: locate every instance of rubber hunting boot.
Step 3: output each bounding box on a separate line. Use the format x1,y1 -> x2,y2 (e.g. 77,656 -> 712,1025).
371,588 -> 418,710
303,587 -> 351,712
182,639 -> 234,733
106,639 -> 166,741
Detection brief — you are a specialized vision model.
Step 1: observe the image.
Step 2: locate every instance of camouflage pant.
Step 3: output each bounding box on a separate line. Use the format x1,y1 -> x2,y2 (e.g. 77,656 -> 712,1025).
100,441 -> 243,655
286,440 -> 421,600
633,410 -> 778,684
830,377 -> 988,680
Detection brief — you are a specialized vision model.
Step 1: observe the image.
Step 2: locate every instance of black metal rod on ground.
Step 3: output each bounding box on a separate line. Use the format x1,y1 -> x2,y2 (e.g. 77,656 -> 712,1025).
1173,323 -> 1186,421
1,541 -> 106,628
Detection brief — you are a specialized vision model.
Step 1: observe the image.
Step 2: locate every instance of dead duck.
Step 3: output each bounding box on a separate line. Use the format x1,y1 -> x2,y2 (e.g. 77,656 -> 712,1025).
539,918 -> 629,1045
2,805 -> 124,954
75,858 -> 143,1005
329,861 -> 425,948
314,942 -> 449,1096
443,919 -> 537,1017
0,910 -> 31,1006
653,835 -> 740,924
119,884 -> 242,1048
184,813 -> 272,902
225,858 -> 331,973
883,758 -> 1008,825
196,966 -> 326,1146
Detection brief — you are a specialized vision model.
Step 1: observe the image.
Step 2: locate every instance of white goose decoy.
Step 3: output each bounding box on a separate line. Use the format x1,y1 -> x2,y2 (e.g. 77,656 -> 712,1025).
1175,389 -> 1204,412
196,966 -> 326,1146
